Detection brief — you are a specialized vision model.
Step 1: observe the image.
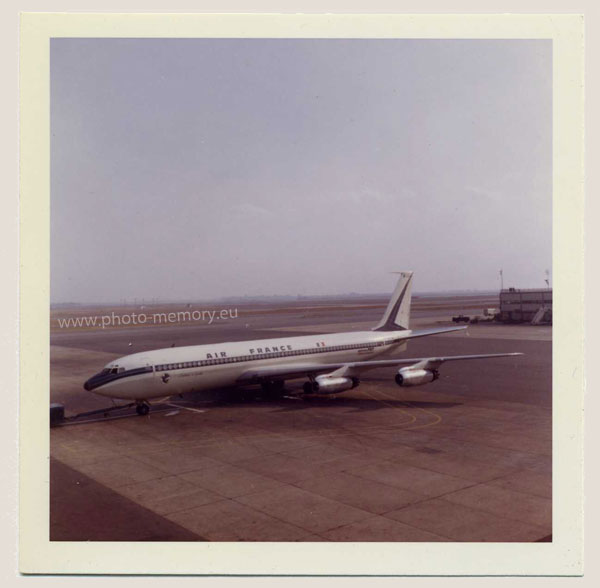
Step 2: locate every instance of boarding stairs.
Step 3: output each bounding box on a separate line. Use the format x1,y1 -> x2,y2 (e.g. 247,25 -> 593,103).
531,306 -> 549,325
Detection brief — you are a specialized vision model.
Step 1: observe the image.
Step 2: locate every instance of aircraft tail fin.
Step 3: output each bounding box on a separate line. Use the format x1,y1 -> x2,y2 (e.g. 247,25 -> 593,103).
372,271 -> 413,331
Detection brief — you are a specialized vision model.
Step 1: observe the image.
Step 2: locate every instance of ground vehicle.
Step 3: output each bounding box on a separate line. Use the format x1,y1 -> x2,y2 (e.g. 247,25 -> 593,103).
452,314 -> 470,323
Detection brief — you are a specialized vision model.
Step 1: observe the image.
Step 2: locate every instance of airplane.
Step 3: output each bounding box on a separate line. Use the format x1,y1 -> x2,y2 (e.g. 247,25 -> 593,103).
83,272 -> 522,415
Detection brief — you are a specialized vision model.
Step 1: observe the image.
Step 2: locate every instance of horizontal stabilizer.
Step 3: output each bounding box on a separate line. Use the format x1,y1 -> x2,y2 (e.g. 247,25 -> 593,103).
406,326 -> 467,339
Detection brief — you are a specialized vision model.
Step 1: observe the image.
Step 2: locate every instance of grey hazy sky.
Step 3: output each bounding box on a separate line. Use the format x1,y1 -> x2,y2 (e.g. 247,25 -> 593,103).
51,39 -> 551,303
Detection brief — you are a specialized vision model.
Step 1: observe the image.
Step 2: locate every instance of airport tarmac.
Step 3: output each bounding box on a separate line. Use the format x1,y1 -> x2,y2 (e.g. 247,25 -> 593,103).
50,297 -> 551,542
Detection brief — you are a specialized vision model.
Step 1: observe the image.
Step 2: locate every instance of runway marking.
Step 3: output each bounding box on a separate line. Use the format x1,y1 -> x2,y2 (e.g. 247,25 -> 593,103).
375,388 -> 443,430
55,388 -> 439,450
403,405 -> 443,430
166,402 -> 206,414
361,387 -> 418,426
398,398 -> 443,430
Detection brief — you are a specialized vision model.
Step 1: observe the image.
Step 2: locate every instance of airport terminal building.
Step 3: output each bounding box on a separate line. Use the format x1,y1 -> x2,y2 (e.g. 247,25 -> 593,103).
499,288 -> 552,323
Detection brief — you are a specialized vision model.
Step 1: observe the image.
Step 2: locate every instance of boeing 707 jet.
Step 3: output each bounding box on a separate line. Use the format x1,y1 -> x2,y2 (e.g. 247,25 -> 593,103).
84,272 -> 521,415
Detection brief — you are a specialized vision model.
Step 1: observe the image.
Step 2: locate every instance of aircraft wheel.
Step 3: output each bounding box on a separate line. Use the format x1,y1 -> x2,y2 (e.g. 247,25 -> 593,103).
303,381 -> 316,394
136,403 -> 150,416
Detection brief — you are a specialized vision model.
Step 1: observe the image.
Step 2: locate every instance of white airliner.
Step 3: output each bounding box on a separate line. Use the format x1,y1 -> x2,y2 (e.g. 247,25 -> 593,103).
84,272 -> 522,415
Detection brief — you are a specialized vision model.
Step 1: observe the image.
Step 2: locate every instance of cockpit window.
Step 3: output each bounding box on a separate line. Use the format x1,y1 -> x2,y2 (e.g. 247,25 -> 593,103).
100,368 -> 111,375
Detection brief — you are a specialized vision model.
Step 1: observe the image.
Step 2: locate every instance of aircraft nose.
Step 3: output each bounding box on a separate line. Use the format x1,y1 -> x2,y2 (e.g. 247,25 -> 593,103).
83,372 -> 109,392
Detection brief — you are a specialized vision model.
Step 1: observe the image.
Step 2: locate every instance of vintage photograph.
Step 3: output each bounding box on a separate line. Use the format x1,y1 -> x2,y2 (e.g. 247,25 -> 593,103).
47,36 -> 554,546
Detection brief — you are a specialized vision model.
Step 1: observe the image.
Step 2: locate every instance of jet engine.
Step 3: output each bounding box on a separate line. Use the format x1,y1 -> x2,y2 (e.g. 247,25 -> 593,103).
303,376 -> 360,395
395,368 -> 440,387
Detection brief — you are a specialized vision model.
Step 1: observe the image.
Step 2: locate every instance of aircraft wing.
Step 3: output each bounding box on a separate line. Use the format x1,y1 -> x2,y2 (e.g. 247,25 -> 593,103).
236,352 -> 523,383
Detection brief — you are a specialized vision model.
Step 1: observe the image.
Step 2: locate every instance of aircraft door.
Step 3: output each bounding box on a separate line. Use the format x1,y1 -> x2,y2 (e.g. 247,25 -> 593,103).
138,356 -> 156,377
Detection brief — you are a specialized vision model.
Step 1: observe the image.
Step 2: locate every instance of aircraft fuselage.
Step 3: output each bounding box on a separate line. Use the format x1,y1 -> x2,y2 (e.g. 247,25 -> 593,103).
84,330 -> 408,400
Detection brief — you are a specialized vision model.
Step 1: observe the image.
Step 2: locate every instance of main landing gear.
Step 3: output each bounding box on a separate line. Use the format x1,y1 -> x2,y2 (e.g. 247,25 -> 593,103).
303,381 -> 316,394
135,401 -> 150,416
261,380 -> 286,399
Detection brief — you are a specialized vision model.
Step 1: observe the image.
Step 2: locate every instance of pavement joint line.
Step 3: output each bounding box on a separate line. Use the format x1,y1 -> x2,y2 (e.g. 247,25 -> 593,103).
423,481 -> 553,528
322,513 -> 455,542
60,387 -> 513,450
49,457 -> 209,542
137,425 -> 549,476
414,428 -> 549,461
375,513 -> 457,542
225,494 -> 340,538
386,452 -> 525,482
229,490 -> 375,536
376,502 -> 549,542
469,398 -> 552,413
427,419 -> 553,445
55,409 -> 483,468
343,458 -> 479,490
114,479 -> 225,508
378,493 -> 441,514
131,429 -> 548,477
288,468 -> 434,504
51,310 -> 551,542
137,418 -> 428,452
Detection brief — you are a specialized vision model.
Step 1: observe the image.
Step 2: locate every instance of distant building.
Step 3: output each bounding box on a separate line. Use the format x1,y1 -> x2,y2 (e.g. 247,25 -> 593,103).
499,288 -> 552,323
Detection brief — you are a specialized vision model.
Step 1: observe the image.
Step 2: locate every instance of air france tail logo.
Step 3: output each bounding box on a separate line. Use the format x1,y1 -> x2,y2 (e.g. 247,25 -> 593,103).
161,373 -> 170,383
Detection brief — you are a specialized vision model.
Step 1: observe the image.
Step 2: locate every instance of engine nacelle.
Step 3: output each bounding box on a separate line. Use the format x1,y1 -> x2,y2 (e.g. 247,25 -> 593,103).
395,368 -> 439,387
305,376 -> 359,395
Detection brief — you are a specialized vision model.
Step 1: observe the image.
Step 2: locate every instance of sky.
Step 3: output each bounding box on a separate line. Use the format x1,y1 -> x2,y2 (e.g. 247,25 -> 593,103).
50,39 -> 551,303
